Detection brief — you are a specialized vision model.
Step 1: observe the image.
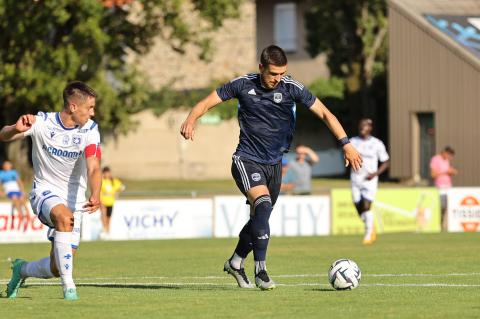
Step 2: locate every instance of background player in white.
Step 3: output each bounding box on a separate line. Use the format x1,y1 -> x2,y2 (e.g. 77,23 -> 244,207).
0,81 -> 101,300
350,118 -> 389,245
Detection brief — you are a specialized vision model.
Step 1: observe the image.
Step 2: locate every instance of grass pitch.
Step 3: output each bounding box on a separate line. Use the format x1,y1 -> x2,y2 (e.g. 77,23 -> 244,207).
1,233 -> 479,318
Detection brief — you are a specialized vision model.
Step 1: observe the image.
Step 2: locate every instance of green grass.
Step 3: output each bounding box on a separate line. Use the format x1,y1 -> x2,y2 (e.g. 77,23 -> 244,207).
1,233 -> 479,318
119,178 -> 401,198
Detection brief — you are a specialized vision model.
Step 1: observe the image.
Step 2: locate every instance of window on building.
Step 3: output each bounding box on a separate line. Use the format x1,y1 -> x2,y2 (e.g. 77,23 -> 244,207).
274,3 -> 297,53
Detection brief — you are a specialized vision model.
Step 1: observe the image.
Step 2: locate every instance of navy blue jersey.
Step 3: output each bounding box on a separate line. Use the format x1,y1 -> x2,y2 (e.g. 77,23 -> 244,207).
216,73 -> 316,165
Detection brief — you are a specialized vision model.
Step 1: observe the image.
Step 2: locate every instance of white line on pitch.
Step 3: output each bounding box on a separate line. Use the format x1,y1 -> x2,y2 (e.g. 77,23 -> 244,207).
3,281 -> 480,288
1,272 -> 478,281
1,272 -> 480,284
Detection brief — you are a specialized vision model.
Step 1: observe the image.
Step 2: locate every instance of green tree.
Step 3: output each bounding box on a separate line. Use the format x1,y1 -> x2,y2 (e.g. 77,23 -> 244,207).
0,0 -> 241,173
304,0 -> 388,137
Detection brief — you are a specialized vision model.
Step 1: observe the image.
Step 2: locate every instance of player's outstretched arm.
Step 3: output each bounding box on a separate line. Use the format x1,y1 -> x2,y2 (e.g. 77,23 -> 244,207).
180,90 -> 223,141
0,114 -> 36,142
84,155 -> 102,213
308,98 -> 362,171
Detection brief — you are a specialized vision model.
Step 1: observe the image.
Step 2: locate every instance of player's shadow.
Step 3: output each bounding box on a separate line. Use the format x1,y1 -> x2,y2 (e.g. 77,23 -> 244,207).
76,283 -> 237,291
310,288 -> 337,292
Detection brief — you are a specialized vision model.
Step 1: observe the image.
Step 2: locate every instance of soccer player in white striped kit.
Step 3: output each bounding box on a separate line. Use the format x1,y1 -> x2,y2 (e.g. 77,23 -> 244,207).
0,82 -> 101,300
350,118 -> 389,245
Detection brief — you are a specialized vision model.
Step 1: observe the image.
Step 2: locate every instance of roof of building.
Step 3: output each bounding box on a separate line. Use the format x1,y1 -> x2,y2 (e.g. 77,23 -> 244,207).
388,0 -> 480,70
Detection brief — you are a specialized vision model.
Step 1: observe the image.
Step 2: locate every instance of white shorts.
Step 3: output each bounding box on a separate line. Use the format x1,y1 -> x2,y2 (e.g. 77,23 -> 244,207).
351,182 -> 378,203
29,188 -> 83,249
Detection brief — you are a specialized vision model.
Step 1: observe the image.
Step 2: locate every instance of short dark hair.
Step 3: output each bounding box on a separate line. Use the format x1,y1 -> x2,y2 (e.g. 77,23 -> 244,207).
443,146 -> 455,155
102,166 -> 111,173
359,118 -> 373,126
63,81 -> 97,108
260,45 -> 288,67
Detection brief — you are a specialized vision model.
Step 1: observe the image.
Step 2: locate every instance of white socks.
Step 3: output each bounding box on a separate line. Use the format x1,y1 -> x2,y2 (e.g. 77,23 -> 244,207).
254,261 -> 267,275
230,253 -> 244,269
54,231 -> 75,290
20,257 -> 54,279
361,211 -> 374,240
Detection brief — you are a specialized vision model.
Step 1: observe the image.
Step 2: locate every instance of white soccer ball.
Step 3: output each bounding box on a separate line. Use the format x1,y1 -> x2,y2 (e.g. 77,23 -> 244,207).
328,259 -> 361,290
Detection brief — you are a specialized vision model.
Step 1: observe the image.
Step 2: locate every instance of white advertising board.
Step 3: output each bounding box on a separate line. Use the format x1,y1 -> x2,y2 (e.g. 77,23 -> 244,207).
447,188 -> 480,232
214,196 -> 330,237
82,199 -> 213,240
0,202 -> 49,243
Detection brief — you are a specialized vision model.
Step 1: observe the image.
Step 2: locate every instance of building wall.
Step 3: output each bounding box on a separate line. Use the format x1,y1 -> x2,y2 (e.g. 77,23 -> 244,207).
102,109 -> 239,180
132,1 -> 257,90
388,4 -> 480,186
103,1 -> 256,179
256,0 -> 329,84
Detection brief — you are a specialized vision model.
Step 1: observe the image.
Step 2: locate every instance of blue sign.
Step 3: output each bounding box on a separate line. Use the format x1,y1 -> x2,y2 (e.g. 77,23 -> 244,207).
425,14 -> 480,58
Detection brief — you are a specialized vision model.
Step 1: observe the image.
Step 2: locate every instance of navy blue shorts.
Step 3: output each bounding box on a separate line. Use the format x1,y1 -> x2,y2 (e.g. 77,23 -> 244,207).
231,155 -> 282,206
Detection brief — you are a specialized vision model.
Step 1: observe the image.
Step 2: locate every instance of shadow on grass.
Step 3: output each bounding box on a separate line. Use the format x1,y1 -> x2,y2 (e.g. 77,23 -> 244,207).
76,283 -> 237,291
310,288 -> 336,292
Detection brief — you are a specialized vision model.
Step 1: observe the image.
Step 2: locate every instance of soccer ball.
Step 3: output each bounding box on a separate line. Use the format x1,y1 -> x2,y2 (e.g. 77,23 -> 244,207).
328,259 -> 361,290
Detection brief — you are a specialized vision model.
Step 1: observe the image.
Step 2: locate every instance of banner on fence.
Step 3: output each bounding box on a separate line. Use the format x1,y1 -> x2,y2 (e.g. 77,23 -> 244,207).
82,199 -> 213,240
0,202 -> 48,243
447,188 -> 480,232
331,188 -> 441,235
214,196 -> 330,237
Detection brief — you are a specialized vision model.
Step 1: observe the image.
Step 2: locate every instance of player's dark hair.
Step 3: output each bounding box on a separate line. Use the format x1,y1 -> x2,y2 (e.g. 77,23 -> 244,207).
260,45 -> 288,67
359,118 -> 373,126
443,146 -> 455,155
102,166 -> 111,173
63,81 -> 97,108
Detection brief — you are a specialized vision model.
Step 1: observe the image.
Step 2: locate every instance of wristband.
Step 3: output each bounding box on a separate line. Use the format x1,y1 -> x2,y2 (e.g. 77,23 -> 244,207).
338,137 -> 350,146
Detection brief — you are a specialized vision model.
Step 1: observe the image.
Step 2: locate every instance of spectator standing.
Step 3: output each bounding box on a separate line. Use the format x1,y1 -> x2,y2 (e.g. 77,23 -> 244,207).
0,160 -> 30,228
288,145 -> 319,195
100,167 -> 125,239
430,146 -> 457,231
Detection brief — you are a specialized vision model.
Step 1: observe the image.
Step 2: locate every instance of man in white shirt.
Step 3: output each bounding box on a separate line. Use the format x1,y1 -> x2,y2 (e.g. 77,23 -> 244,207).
350,118 -> 389,245
0,81 -> 101,300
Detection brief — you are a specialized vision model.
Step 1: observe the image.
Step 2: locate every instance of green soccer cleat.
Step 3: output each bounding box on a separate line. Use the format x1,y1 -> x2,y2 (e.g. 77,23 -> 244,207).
6,259 -> 27,298
64,288 -> 79,301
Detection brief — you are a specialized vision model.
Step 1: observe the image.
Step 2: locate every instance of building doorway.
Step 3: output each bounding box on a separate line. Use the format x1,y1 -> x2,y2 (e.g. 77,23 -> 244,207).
413,113 -> 435,182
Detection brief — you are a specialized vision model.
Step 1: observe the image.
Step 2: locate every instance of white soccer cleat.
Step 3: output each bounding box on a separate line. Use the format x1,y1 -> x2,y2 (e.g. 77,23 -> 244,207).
223,260 -> 255,289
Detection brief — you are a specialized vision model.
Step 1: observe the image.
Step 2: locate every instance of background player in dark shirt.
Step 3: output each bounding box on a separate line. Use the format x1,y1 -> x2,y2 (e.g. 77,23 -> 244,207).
181,45 -> 362,290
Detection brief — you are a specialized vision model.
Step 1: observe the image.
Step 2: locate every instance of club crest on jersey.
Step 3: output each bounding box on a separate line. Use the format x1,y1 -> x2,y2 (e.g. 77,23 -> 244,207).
72,135 -> 82,145
273,93 -> 282,103
62,135 -> 70,146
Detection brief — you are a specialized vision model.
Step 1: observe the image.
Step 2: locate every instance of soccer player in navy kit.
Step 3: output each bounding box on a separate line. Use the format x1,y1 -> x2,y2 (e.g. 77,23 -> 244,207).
181,45 -> 362,290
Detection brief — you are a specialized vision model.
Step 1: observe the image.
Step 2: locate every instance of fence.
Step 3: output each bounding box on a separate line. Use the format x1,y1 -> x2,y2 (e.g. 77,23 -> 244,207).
0,187 -> 478,243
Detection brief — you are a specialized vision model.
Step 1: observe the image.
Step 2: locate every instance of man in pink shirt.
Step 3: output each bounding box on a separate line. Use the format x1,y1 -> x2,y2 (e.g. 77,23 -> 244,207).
430,146 -> 457,230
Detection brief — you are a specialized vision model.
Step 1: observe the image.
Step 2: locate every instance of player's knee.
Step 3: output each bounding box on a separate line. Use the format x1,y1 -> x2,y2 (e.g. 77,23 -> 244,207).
53,211 -> 74,231
362,201 -> 371,212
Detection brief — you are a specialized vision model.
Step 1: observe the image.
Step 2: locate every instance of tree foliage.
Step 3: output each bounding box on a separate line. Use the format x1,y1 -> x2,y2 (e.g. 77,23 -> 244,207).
304,0 -> 388,136
0,0 -> 241,167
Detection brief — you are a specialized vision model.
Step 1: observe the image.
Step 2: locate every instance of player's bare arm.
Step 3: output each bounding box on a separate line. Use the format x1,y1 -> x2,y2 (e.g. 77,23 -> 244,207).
0,114 -> 36,142
180,90 -> 223,141
84,155 -> 102,213
308,98 -> 362,171
367,160 -> 390,180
